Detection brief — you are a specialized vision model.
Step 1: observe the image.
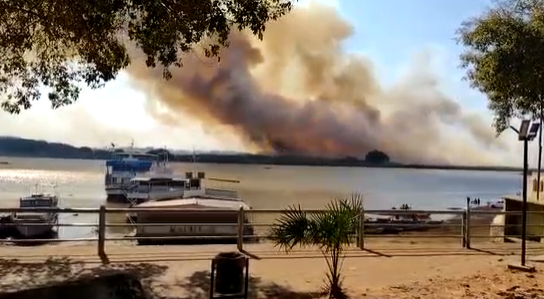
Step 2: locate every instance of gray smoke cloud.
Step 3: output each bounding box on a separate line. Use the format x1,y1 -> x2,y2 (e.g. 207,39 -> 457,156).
125,3 -> 509,165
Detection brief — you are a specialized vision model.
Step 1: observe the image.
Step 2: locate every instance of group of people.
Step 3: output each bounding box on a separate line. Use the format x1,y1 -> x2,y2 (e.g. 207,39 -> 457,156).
390,203 -> 412,210
468,197 -> 481,206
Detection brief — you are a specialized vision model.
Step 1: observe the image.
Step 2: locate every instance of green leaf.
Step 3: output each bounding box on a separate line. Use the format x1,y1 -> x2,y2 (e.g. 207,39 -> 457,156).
458,0 -> 544,133
0,0 -> 294,112
269,193 -> 363,299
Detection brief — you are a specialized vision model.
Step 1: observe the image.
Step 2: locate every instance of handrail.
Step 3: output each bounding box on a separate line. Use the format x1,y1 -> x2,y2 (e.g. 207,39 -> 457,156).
0,206 -> 540,263
0,207 -> 538,215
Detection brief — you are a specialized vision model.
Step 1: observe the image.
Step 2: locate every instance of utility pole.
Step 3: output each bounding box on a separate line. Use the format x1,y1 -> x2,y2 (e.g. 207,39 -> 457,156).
509,120 -> 540,268
537,105 -> 543,200
522,136 -> 529,266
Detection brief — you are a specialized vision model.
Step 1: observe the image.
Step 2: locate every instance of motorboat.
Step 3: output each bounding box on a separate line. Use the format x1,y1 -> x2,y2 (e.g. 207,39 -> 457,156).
13,192 -> 59,239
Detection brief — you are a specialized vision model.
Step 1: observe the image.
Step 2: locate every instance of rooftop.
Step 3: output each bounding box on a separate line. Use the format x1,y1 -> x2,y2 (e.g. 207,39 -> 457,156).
136,197 -> 250,210
502,194 -> 544,206
20,193 -> 57,200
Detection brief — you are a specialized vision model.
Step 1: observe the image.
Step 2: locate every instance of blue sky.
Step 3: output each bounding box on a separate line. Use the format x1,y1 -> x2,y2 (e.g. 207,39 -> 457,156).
338,0 -> 491,112
1,0 -> 530,164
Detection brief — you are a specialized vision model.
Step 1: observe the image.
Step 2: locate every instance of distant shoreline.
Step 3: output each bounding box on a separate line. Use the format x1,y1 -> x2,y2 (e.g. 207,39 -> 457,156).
0,136 -> 529,173
0,153 -> 528,172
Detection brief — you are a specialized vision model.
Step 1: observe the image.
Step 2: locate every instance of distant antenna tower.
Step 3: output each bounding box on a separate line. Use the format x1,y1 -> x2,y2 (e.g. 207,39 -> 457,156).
191,146 -> 199,173
192,146 -> 198,163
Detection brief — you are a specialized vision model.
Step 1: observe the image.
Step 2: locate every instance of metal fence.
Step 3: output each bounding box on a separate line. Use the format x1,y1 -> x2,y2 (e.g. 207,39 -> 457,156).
0,205 -> 542,259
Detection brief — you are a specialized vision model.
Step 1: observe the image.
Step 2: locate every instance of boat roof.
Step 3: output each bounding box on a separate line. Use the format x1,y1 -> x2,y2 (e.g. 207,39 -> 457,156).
111,151 -> 157,158
14,212 -> 50,217
131,177 -> 188,182
136,198 -> 250,210
106,160 -> 154,167
20,193 -> 57,200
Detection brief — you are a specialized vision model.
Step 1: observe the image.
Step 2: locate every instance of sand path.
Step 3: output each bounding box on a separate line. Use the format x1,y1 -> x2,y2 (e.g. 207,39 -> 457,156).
0,240 -> 543,298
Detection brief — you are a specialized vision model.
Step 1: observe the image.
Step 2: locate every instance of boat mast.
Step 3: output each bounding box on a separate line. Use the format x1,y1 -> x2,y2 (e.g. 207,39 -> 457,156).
129,139 -> 135,158
163,146 -> 169,167
191,146 -> 198,176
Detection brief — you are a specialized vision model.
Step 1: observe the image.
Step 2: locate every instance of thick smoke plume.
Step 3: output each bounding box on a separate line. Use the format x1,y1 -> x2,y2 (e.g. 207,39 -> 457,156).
126,3 -> 508,165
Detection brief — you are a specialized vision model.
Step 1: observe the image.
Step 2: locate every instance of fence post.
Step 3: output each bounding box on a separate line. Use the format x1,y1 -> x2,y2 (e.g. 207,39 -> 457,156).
358,209 -> 365,250
465,197 -> 471,249
98,205 -> 107,260
237,207 -> 244,251
461,210 -> 467,248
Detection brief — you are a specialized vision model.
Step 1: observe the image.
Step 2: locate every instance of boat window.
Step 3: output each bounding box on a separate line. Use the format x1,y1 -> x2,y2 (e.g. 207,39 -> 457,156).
151,181 -> 170,187
113,153 -> 130,159
189,179 -> 201,189
133,154 -> 157,161
171,180 -> 186,188
20,199 -> 52,207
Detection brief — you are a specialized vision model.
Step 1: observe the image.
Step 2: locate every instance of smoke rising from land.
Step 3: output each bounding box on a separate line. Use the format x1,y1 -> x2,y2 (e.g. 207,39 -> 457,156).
126,3 -> 508,165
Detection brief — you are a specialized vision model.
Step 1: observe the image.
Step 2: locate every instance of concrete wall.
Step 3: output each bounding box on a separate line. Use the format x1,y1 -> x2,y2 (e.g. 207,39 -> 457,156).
504,198 -> 544,242
504,199 -> 522,238
527,203 -> 544,241
0,272 -> 148,299
529,175 -> 544,203
490,214 -> 505,242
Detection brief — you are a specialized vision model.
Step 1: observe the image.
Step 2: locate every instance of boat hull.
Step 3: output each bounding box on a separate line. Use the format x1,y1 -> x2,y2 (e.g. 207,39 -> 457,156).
106,188 -> 129,203
125,191 -> 185,203
14,222 -> 56,239
133,208 -> 256,245
106,187 -> 140,203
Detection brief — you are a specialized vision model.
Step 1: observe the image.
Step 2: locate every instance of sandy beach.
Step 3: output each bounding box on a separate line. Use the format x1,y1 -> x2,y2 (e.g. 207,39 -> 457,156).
0,239 -> 543,299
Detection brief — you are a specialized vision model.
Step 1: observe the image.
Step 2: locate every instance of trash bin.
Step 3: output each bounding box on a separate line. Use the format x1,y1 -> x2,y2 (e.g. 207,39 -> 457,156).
213,251 -> 246,294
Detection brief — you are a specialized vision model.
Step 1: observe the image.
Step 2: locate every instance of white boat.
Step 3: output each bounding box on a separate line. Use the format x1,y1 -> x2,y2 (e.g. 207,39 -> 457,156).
13,193 -> 59,239
133,197 -> 253,245
104,146 -> 158,202
124,161 -> 187,204
128,170 -> 252,244
124,159 -> 239,204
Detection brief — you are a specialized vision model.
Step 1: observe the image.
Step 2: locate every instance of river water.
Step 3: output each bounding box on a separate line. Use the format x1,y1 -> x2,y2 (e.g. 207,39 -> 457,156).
0,157 -> 522,239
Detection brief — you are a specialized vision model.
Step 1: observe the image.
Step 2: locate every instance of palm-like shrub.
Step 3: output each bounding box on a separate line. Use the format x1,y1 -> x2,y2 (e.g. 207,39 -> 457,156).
269,194 -> 363,299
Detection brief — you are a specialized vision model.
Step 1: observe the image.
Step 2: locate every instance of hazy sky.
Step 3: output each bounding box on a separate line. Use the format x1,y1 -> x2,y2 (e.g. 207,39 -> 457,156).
0,0 -> 536,165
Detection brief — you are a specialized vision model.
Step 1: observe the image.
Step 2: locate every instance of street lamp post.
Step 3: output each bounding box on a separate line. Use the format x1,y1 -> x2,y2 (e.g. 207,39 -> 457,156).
510,120 -> 540,267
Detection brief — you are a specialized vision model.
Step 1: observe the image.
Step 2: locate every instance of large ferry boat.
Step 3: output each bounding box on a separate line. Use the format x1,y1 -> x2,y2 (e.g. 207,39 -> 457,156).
104,148 -> 158,202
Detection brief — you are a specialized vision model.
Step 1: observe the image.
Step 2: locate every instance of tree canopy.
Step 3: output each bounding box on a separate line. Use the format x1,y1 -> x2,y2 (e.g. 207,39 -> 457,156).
457,0 -> 544,133
364,150 -> 390,164
0,0 -> 293,113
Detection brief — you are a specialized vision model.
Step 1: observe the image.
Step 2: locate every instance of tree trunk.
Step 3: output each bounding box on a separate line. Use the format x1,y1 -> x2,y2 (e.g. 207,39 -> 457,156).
325,246 -> 347,299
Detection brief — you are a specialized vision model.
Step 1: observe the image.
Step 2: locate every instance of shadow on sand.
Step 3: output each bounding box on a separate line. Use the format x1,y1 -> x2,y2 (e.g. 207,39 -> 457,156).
0,257 -> 319,299
169,270 -> 320,299
0,257 -> 168,293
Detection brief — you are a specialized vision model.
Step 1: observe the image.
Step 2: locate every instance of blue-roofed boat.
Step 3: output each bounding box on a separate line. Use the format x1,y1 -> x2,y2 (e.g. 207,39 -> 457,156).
104,145 -> 158,202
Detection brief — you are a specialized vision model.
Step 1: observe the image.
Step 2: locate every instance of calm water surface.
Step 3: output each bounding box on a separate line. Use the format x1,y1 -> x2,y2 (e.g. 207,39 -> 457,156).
0,157 -> 522,239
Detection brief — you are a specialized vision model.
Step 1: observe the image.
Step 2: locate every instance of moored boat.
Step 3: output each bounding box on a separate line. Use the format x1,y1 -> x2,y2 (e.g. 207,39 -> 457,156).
133,197 -> 254,245
104,145 -> 158,202
123,162 -> 187,204
12,192 -> 59,239
127,169 -> 253,245
383,204 -> 432,221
